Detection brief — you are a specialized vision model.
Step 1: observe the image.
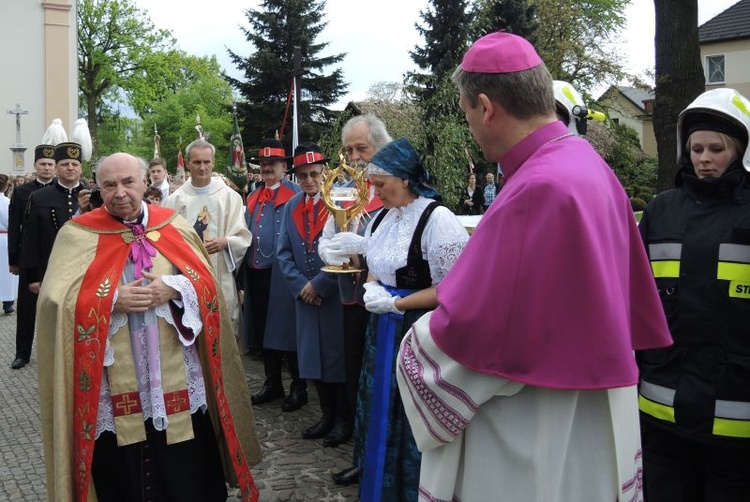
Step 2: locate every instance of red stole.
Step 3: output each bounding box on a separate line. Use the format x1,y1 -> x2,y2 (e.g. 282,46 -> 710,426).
292,195 -> 327,252
70,206 -> 257,502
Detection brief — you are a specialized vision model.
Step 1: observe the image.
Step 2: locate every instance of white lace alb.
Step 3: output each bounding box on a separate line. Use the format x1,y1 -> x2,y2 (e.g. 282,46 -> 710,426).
96,270 -> 207,438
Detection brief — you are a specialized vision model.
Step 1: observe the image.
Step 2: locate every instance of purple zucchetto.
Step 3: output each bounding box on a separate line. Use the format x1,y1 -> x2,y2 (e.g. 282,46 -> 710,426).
460,31 -> 542,74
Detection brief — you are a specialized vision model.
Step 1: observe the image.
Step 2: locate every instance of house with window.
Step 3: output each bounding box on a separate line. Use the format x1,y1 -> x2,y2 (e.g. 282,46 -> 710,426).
699,0 -> 750,96
597,86 -> 657,157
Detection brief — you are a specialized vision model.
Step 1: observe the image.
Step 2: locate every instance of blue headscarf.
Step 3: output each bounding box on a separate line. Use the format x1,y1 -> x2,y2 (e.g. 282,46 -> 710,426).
368,138 -> 440,200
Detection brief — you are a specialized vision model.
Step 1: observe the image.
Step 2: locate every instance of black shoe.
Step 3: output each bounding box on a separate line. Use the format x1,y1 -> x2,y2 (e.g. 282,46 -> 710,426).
302,415 -> 335,439
11,358 -> 29,370
251,383 -> 284,405
323,421 -> 353,447
281,386 -> 308,412
332,466 -> 359,486
3,308 -> 14,315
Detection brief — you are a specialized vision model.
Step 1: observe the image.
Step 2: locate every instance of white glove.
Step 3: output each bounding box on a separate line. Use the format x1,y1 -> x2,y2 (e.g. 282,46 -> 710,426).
325,250 -> 349,266
362,281 -> 390,304
319,244 -> 350,267
328,232 -> 365,255
365,296 -> 404,315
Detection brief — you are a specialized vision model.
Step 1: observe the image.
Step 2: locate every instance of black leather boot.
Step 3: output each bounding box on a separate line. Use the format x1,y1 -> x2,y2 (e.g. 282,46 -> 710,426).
251,381 -> 284,405
332,466 -> 360,486
303,381 -> 335,439
324,383 -> 353,447
252,351 -> 284,405
281,352 -> 308,412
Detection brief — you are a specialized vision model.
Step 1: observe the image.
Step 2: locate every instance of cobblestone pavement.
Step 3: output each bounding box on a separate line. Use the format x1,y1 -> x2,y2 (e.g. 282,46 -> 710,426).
0,310 -> 359,501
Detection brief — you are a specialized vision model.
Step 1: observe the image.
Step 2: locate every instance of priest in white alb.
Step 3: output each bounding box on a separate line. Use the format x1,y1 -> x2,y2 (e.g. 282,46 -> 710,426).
165,139 -> 251,335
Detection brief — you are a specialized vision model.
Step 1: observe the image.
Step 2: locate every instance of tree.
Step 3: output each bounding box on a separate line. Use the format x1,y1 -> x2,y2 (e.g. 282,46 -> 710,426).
471,0 -> 539,41
367,82 -> 403,103
408,0 -> 472,105
652,0 -> 704,191
77,0 -> 174,157
532,0 -> 629,91
227,0 -> 347,150
139,57 -> 234,171
94,55 -> 234,162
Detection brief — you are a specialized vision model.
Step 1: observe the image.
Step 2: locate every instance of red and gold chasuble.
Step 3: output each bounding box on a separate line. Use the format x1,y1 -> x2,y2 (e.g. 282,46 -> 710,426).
70,206 -> 257,502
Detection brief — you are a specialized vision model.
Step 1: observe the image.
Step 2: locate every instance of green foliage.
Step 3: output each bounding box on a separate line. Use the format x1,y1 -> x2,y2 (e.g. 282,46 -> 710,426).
471,0 -> 539,40
139,74 -> 234,173
586,119 -> 657,196
93,54 -> 234,170
77,0 -> 175,157
127,52 -> 227,117
408,0 -> 472,97
415,116 -> 477,212
531,0 -> 629,91
227,0 -> 347,150
630,197 -> 648,211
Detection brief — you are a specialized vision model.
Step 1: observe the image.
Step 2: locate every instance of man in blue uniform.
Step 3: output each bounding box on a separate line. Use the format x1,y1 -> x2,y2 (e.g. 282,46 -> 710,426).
277,143 -> 347,443
243,139 -> 307,411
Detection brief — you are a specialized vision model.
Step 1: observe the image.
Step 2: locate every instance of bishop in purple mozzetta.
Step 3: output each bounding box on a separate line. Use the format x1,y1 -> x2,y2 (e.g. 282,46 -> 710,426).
396,32 -> 672,502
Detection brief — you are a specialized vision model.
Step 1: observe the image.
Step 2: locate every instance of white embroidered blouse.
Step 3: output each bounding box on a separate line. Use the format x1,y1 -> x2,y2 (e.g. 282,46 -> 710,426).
363,196 -> 469,288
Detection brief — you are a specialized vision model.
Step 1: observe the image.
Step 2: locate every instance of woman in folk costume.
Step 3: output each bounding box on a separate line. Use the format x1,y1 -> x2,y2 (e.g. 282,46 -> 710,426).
330,138 -> 469,501
637,88 -> 750,500
276,143 -> 350,444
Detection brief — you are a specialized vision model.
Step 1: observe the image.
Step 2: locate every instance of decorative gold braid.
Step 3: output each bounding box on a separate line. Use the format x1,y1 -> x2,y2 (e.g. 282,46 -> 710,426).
68,211 -> 178,235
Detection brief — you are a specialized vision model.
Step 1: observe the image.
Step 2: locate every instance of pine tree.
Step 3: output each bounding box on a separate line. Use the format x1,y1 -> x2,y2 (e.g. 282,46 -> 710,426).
408,0 -> 472,105
405,0 -> 474,209
473,0 -> 539,42
227,0 -> 347,151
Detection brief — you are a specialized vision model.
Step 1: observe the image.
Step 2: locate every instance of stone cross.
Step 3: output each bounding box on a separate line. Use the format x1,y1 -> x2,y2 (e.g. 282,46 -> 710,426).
6,103 -> 28,144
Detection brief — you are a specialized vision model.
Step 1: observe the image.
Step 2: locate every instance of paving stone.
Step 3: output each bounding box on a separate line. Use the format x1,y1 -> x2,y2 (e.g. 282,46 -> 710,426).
0,311 -> 359,501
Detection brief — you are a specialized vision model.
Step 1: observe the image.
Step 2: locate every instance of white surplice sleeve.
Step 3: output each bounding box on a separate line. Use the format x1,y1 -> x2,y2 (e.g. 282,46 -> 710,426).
397,310 -> 524,452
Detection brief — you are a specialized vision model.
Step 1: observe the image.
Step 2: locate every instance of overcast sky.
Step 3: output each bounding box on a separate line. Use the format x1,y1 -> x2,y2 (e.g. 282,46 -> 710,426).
132,0 -> 740,106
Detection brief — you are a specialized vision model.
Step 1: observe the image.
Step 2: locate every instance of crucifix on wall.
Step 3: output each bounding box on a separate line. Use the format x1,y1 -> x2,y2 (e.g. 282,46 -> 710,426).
7,103 -> 29,173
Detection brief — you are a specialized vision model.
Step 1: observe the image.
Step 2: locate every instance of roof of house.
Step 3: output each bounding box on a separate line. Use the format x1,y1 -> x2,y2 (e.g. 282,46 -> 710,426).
699,0 -> 750,43
599,86 -> 655,113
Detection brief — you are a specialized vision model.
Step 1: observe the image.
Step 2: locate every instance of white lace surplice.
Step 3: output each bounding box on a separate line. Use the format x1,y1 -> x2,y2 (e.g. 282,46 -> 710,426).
363,196 -> 468,287
397,313 -> 641,502
96,259 -> 207,438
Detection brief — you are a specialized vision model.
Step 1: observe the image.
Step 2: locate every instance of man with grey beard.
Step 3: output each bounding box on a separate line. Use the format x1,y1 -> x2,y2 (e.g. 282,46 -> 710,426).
318,114 -> 391,483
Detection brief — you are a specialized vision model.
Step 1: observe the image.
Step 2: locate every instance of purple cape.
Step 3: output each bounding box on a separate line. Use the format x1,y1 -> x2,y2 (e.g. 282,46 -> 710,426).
430,121 -> 672,390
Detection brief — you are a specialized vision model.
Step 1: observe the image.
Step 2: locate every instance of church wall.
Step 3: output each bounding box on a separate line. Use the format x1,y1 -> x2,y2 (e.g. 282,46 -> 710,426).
1,0 -> 77,175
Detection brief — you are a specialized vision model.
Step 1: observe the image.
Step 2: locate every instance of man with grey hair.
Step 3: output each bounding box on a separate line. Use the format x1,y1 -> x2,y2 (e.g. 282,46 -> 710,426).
37,151 -> 260,500
395,31 -> 671,502
165,139 -> 251,338
341,113 -> 392,168
318,113 -> 391,484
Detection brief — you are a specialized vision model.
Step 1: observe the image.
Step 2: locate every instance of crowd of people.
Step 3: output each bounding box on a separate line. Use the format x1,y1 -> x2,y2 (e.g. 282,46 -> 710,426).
3,30 -> 750,502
